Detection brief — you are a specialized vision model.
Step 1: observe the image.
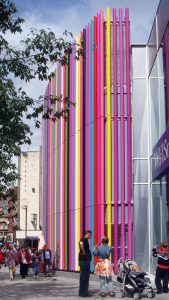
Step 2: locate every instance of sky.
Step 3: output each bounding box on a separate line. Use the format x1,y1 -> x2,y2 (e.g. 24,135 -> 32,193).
12,0 -> 160,152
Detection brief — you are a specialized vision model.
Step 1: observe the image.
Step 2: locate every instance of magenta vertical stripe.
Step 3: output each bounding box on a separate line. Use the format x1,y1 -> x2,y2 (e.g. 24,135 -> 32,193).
164,31 -> 169,125
97,12 -> 101,242
113,8 -> 118,269
69,53 -> 73,270
80,32 -> 83,237
47,82 -> 51,246
72,46 -> 77,270
100,10 -> 104,237
125,8 -> 132,259
119,9 -> 125,260
85,25 -> 90,230
45,88 -> 48,243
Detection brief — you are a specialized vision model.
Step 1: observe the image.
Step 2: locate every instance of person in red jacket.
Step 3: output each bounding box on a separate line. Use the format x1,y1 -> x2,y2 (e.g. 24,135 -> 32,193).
18,247 -> 31,278
0,248 -> 4,268
152,242 -> 169,294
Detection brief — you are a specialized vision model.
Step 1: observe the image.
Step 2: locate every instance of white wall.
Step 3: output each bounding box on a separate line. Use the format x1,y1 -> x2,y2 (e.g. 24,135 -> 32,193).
17,151 -> 44,246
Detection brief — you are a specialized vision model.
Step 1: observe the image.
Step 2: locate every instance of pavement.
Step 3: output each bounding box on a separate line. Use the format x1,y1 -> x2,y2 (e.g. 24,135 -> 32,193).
0,266 -> 169,300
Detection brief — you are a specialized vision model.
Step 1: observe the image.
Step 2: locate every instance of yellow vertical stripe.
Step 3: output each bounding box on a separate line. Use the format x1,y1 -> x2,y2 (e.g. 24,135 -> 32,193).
106,8 -> 112,245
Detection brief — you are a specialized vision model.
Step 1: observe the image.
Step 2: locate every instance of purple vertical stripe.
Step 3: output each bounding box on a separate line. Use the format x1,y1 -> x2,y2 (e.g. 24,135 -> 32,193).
52,77 -> 55,258
119,9 -> 125,260
69,53 -> 73,270
46,83 -> 50,245
113,8 -> 118,269
57,64 -> 61,268
125,8 -> 132,259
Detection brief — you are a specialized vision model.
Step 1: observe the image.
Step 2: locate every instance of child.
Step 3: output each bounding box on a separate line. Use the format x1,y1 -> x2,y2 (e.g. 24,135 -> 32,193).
52,247 -> 60,276
31,249 -> 41,278
93,236 -> 115,297
130,264 -> 148,287
152,242 -> 169,294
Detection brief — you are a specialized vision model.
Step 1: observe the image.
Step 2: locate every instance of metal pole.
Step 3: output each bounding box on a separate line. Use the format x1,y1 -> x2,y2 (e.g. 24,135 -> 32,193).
25,206 -> 27,241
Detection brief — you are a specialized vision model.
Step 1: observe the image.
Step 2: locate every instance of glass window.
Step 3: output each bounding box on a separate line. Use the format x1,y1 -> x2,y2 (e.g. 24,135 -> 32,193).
133,79 -> 148,158
159,77 -> 166,136
133,159 -> 148,183
133,185 -> 149,271
147,18 -> 157,75
149,47 -> 166,151
132,47 -> 146,78
150,76 -> 159,150
152,184 -> 161,246
161,183 -> 168,242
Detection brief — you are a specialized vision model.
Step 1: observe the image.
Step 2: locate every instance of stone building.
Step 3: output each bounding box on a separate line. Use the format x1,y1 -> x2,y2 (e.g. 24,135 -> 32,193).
16,151 -> 44,249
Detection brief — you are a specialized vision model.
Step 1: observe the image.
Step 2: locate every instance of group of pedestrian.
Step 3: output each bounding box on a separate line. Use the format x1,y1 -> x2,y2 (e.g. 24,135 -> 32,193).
0,243 -> 54,280
1,236 -> 169,298
78,230 -> 169,298
79,230 -> 115,298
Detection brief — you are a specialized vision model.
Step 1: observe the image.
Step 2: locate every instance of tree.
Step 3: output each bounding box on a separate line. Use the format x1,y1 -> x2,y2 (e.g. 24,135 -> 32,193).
0,0 -> 80,194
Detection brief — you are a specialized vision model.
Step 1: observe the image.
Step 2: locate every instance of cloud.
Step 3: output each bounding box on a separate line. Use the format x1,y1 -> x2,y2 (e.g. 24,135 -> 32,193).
15,0 -> 160,43
10,0 -> 160,154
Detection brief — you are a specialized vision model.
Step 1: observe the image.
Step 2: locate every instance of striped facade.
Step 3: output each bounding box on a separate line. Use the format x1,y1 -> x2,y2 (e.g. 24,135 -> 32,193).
42,7 -> 132,271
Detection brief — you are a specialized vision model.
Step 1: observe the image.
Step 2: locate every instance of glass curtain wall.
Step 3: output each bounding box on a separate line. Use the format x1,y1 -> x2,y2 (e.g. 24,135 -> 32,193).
132,46 -> 149,271
132,26 -> 169,274
149,27 -> 169,274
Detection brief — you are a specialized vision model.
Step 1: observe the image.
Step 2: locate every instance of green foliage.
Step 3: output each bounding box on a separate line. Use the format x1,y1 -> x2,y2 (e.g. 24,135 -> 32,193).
0,0 -> 80,194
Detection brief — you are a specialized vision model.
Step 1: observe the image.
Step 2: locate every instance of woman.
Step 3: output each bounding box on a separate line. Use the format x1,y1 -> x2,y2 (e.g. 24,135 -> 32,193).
5,244 -> 18,280
18,247 -> 31,278
31,249 -> 41,278
93,236 -> 115,297
0,247 -> 4,269
152,242 -> 169,294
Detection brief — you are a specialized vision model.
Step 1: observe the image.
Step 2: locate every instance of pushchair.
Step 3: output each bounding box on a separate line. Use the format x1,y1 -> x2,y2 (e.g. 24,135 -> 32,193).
117,258 -> 155,299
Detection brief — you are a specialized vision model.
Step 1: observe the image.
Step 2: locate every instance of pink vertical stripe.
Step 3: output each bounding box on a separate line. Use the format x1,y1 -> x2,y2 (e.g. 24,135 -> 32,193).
97,12 -> 101,242
100,10 -> 105,237
80,32 -> 83,237
69,53 -> 73,270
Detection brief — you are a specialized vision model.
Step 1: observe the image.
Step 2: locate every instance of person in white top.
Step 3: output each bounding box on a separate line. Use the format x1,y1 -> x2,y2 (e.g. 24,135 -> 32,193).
41,244 -> 51,276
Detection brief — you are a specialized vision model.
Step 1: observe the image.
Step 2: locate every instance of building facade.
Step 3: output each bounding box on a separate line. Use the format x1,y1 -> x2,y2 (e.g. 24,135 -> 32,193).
16,151 -> 44,248
0,188 -> 18,243
42,0 -> 169,273
0,198 -> 8,242
42,8 -> 132,272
